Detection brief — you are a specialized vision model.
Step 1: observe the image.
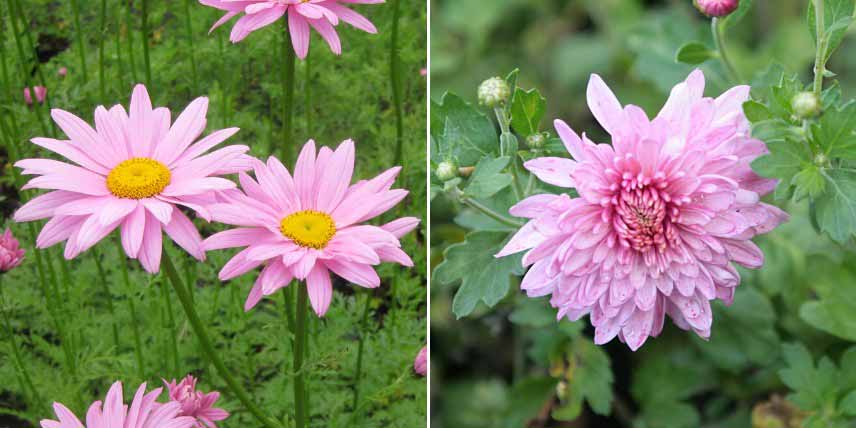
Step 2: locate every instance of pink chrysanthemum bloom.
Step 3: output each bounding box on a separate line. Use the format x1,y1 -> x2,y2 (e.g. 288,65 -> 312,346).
14,84 -> 251,273
40,381 -> 195,428
164,375 -> 229,428
0,229 -> 25,272
694,0 -> 739,17
413,346 -> 427,376
496,70 -> 788,350
204,139 -> 419,316
199,0 -> 382,59
24,86 -> 47,105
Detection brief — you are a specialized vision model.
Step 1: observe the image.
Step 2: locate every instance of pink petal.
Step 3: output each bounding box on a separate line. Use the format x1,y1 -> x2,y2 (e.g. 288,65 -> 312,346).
306,264 -> 333,316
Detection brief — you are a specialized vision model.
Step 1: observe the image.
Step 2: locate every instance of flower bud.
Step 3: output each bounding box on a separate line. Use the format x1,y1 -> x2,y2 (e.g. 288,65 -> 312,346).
0,229 -> 24,272
694,0 -> 739,17
413,346 -> 427,377
478,77 -> 510,108
791,91 -> 821,119
58,67 -> 68,78
526,133 -> 546,149
435,160 -> 459,181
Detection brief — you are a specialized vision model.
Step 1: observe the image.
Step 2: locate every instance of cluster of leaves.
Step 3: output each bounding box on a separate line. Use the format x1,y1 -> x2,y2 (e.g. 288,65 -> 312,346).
0,0 -> 427,427
430,1 -> 856,428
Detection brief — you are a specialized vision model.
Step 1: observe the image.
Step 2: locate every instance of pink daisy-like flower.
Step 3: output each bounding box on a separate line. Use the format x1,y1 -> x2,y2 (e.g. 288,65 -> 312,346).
199,0 -> 383,59
204,139 -> 419,316
413,346 -> 427,376
164,375 -> 229,428
14,84 -> 251,273
0,229 -> 25,272
496,70 -> 788,350
40,381 -> 195,428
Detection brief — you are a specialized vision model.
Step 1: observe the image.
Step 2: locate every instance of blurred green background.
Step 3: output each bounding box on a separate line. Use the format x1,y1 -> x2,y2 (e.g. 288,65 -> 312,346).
430,1 -> 856,427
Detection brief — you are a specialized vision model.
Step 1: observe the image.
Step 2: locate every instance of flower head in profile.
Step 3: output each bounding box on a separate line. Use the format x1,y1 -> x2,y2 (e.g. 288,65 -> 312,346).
497,70 -> 787,350
199,0 -> 383,59
14,84 -> 251,273
413,346 -> 427,376
24,86 -> 47,105
0,229 -> 25,272
164,375 -> 229,428
40,381 -> 195,428
694,0 -> 739,17
205,139 -> 419,316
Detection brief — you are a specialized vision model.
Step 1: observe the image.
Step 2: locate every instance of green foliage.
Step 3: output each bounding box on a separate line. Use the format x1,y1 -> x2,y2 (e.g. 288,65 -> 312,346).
807,0 -> 855,62
509,88 -> 546,138
675,41 -> 716,65
778,342 -> 856,427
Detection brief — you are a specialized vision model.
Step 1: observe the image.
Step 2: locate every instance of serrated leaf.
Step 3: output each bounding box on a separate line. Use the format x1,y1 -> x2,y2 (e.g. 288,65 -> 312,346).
799,267 -> 856,342
431,93 -> 498,165
568,340 -> 613,415
510,88 -> 546,137
433,231 -> 523,318
779,343 -> 839,411
792,165 -> 827,200
808,0 -> 855,61
675,41 -> 716,65
815,168 -> 856,242
743,100 -> 772,123
464,156 -> 513,198
813,101 -> 856,160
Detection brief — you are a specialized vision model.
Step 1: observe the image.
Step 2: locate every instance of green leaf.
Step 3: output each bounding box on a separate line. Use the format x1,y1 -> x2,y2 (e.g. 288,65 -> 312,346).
743,100 -> 773,123
799,267 -> 856,342
568,340 -> 613,415
431,92 -> 499,165
808,0 -> 855,61
509,297 -> 556,328
813,101 -> 856,160
675,41 -> 716,65
502,377 -> 557,428
779,343 -> 839,411
815,168 -> 856,242
792,165 -> 827,200
510,88 -> 546,137
465,156 -> 513,198
433,231 -> 523,318
839,390 -> 856,416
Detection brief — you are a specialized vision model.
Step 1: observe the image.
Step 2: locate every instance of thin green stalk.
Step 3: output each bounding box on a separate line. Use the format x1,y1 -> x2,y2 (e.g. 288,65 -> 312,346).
161,253 -> 282,428
390,0 -> 404,165
304,50 -> 312,135
98,0 -> 107,102
351,295 -> 371,415
159,276 -> 180,377
281,26 -> 297,160
69,0 -> 89,84
217,32 -> 228,128
115,12 -> 127,91
460,196 -> 524,228
93,248 -> 121,352
183,0 -> 199,94
125,0 -> 139,83
140,0 -> 152,86
711,18 -> 741,83
812,0 -> 826,97
13,0 -> 55,136
0,278 -> 43,411
293,284 -> 308,428
114,236 -> 146,380
5,0 -> 49,135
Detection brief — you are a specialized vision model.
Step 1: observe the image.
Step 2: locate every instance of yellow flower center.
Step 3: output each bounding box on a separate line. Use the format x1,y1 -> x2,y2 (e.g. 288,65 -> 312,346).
106,157 -> 171,199
279,210 -> 336,249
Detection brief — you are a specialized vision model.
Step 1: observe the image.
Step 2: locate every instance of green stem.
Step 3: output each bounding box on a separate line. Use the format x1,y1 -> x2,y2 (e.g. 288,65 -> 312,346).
159,275 -> 180,377
98,0 -> 107,102
114,236 -> 146,379
390,0 -> 404,165
0,278 -> 43,412
183,0 -> 199,94
217,32 -> 228,128
711,17 -> 741,83
115,11 -> 126,92
93,248 -> 121,352
69,0 -> 88,84
162,253 -> 282,428
125,0 -> 139,83
460,196 -> 524,228
5,0 -> 49,135
281,25 -> 297,161
293,284 -> 309,428
304,50 -> 312,135
813,0 -> 826,97
351,295 -> 371,416
140,0 -> 152,86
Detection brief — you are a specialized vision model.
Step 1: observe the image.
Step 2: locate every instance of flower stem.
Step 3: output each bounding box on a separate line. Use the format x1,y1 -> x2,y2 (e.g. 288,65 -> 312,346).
92,248 -> 121,352
114,235 -> 146,380
159,275 -> 180,377
460,196 -> 524,228
351,294 -> 371,416
69,0 -> 88,84
281,25 -> 297,161
183,0 -> 199,95
98,0 -> 107,102
5,0 -> 49,135
140,0 -> 152,86
293,284 -> 309,428
390,0 -> 404,166
162,252 -> 282,428
0,278 -> 43,412
812,0 -> 826,97
711,17 -> 741,83
125,0 -> 139,83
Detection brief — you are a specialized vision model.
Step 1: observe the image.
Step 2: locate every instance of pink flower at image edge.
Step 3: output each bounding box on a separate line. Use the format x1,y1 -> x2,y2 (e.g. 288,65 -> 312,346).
14,84 -> 252,273
40,381 -> 195,428
414,346 -> 427,376
198,0 -> 384,58
165,375 -> 229,428
0,229 -> 25,272
497,69 -> 787,351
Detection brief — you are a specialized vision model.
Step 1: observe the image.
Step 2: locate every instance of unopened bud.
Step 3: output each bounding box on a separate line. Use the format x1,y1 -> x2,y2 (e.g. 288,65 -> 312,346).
792,91 -> 821,119
478,77 -> 510,108
526,133 -> 546,149
694,0 -> 739,17
435,160 -> 459,181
